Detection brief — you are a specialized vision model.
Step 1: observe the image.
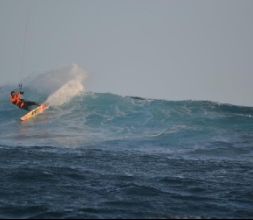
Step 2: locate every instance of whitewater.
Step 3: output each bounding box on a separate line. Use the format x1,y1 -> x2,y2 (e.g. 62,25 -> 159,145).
0,65 -> 253,219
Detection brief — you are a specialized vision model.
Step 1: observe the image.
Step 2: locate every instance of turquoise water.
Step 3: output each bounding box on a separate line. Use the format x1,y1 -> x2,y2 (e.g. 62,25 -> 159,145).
0,86 -> 253,218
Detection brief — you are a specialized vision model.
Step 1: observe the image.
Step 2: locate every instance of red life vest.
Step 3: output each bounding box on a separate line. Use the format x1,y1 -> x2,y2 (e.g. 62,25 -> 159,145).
10,93 -> 26,109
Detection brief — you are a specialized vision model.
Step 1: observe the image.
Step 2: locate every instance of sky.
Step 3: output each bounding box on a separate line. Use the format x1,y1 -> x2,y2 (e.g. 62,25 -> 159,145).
0,0 -> 253,106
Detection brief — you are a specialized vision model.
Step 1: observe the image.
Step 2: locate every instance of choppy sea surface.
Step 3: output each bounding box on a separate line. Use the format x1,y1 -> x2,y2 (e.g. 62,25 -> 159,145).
0,69 -> 253,219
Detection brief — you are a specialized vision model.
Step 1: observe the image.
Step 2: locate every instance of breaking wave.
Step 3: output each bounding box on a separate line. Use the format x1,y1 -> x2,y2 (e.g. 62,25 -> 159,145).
1,65 -> 253,219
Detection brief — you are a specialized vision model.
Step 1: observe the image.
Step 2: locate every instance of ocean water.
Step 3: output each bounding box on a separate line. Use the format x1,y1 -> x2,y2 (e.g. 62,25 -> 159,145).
0,67 -> 253,219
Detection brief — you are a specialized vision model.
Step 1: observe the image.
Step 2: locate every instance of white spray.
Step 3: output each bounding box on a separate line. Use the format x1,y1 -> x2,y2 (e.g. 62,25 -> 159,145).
44,64 -> 87,107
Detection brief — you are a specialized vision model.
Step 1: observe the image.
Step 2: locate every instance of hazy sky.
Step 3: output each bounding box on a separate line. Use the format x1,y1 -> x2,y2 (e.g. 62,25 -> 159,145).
0,0 -> 253,106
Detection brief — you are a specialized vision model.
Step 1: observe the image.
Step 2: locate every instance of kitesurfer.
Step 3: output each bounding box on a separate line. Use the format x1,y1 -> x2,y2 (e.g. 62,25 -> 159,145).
10,85 -> 39,111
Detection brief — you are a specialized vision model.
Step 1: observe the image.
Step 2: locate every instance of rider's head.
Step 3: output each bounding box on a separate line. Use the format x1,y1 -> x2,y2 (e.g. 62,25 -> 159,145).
10,91 -> 15,97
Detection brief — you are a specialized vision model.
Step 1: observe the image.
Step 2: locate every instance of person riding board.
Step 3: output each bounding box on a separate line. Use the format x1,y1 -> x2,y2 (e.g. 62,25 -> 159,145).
10,84 -> 40,111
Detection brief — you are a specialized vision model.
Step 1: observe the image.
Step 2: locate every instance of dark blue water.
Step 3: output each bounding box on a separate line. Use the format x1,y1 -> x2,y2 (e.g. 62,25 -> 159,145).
0,87 -> 253,218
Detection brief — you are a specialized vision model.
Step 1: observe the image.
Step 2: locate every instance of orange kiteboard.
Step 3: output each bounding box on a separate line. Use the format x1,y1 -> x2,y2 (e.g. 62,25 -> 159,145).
20,104 -> 49,121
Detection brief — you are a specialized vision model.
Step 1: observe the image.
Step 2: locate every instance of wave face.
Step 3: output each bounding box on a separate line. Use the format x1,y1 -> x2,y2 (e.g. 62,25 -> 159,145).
0,66 -> 253,218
